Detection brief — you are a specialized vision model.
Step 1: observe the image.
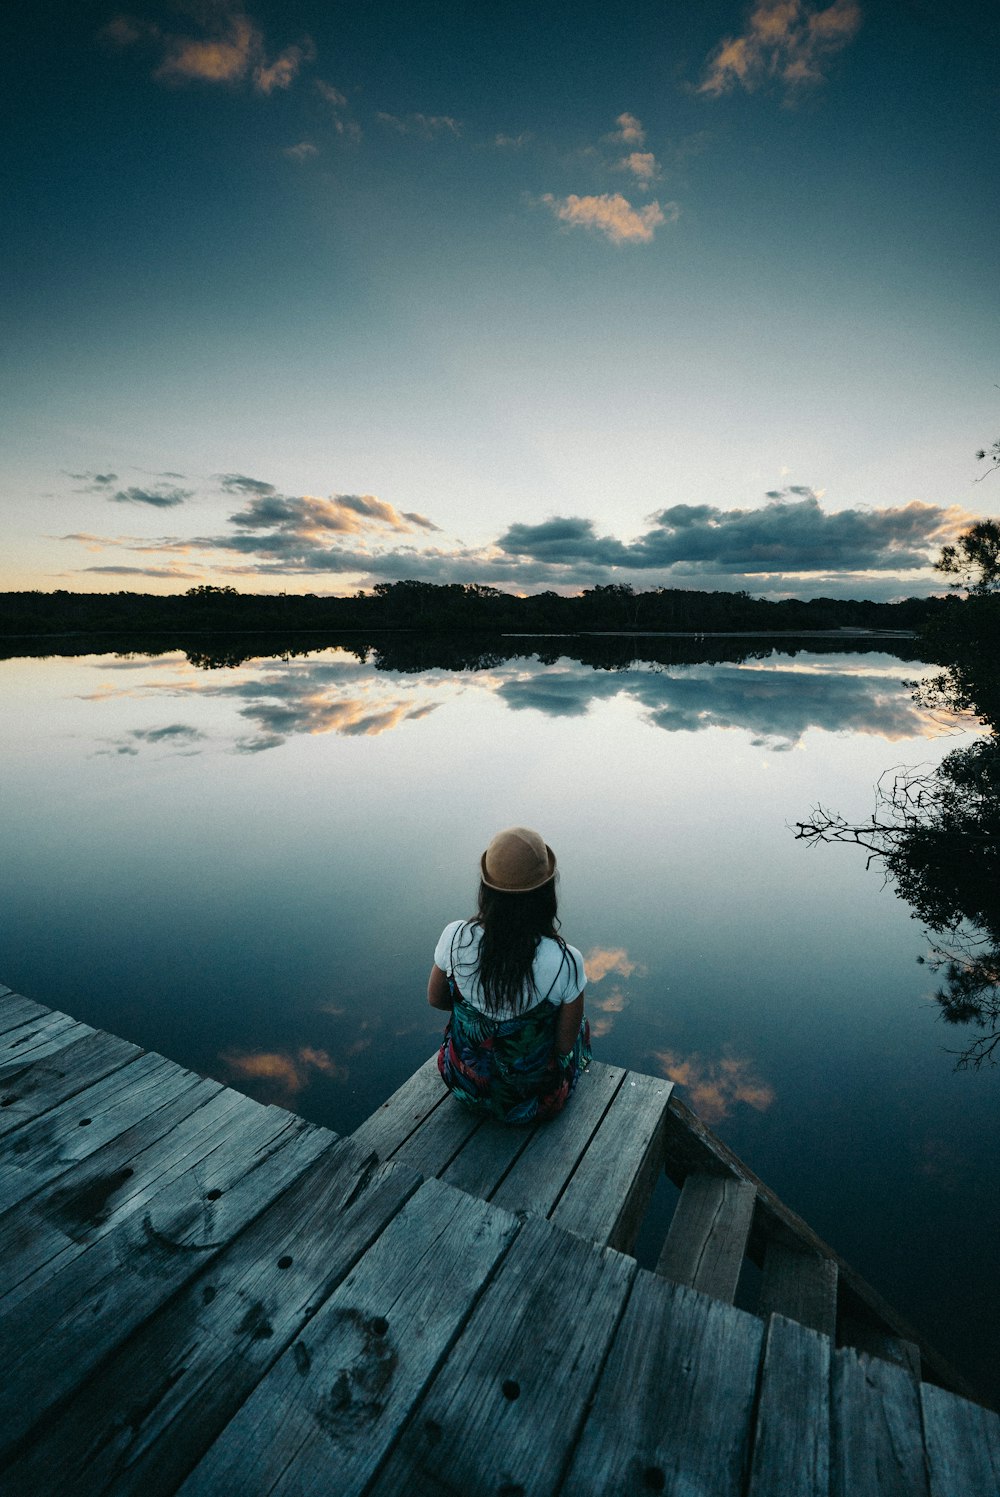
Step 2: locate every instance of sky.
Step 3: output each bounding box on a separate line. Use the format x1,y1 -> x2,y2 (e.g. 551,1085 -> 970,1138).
3,0 -> 998,601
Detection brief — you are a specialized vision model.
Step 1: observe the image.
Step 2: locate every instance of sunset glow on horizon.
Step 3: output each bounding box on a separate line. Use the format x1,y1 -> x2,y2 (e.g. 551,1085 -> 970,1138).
4,1 -> 997,601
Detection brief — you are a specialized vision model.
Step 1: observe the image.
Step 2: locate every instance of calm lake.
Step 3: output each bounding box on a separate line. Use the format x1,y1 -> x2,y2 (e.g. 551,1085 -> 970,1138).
2,635 -> 997,1399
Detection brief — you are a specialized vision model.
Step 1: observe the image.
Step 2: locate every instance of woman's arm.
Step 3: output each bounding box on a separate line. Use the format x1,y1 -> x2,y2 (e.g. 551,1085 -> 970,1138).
427,964 -> 454,1010
555,992 -> 585,1054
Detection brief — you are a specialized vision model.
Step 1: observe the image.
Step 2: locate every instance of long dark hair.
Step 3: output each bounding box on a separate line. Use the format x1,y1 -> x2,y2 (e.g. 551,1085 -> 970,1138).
471,877 -> 574,1015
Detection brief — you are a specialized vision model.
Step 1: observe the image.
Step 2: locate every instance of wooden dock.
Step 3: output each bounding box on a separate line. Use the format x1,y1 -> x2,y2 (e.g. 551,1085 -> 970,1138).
1,980 -> 998,1495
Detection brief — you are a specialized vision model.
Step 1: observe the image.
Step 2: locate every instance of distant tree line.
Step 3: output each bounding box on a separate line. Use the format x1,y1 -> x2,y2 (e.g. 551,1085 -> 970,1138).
0,577 -> 962,643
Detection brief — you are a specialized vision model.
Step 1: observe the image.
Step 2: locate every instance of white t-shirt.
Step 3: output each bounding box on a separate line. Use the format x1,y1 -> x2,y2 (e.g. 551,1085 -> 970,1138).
434,919 -> 587,1020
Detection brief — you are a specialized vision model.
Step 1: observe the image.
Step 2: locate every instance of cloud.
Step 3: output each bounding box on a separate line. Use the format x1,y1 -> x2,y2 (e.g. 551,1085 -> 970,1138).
220,1045 -> 347,1105
376,112 -> 462,139
617,151 -> 661,185
495,132 -> 533,148
254,39 -> 315,95
81,565 -> 199,579
110,484 -> 192,508
189,662 -> 446,751
317,80 -> 348,109
592,987 -> 629,1014
606,112 -> 646,146
129,724 -> 205,743
497,494 -> 967,576
107,9 -> 314,94
654,1050 -> 775,1123
541,192 -> 675,245
496,656 -> 947,748
316,80 -> 361,139
218,474 -> 277,496
699,0 -> 862,99
585,947 -> 640,983
283,140 -> 319,162
223,491 -> 441,552
68,471 -> 118,491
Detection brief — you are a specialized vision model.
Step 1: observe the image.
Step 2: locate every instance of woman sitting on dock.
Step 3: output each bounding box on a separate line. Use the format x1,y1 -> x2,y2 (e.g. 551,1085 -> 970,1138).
428,826 -> 591,1124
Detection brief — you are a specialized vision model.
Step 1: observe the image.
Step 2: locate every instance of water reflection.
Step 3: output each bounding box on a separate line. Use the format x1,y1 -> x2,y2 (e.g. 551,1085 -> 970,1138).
496,659 -> 948,748
584,946 -> 641,982
74,638 -> 956,756
220,1045 -> 349,1106
653,1050 -> 776,1125
798,634 -> 1000,1068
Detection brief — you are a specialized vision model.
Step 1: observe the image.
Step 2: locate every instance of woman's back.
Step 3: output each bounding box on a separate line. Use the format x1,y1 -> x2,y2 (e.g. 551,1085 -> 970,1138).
428,827 -> 591,1124
436,919 -> 585,1018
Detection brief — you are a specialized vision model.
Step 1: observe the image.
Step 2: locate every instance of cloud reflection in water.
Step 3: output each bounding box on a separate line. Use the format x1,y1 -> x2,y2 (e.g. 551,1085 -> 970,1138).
82,645 -> 955,756
220,1045 -> 349,1106
654,1049 -> 776,1124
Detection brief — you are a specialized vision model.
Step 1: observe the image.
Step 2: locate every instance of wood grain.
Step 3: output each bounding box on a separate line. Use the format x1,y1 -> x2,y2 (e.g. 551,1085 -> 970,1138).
656,1172 -> 756,1301
0,1107 -> 329,1464
348,1053 -> 447,1160
176,1178 -> 520,1497
5,1141 -> 423,1497
758,1238 -> 838,1338
561,1269 -> 764,1496
368,1215 -> 637,1497
748,1314 -> 830,1497
830,1345 -> 930,1497
921,1381 -> 1000,1497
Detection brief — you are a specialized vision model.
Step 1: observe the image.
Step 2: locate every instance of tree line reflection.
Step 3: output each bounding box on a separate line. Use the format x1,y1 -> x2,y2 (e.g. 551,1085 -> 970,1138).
82,635 -> 949,756
799,608 -> 1000,1069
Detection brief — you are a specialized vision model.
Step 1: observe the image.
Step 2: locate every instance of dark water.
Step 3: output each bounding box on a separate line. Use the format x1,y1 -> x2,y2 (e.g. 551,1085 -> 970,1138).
2,636 -> 997,1401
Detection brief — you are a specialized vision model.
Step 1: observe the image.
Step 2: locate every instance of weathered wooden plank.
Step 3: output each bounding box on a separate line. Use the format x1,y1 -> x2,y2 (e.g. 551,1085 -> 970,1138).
6,1141 -> 425,1497
662,1091 -> 976,1400
393,1093 -> 484,1178
0,991 -> 51,1037
0,1050 -> 200,1216
0,1028 -> 144,1139
560,1270 -> 765,1497
349,1053 -> 448,1160
838,1317 -> 921,1384
758,1238 -> 838,1338
552,1071 -> 673,1250
440,1107 -> 535,1196
0,1009 -> 94,1064
656,1173 -> 756,1302
830,1345 -> 931,1497
0,1108 -> 331,1464
487,1061 -> 624,1219
921,1381 -> 1000,1497
175,1178 -> 520,1497
369,1214 -> 637,1497
748,1314 -> 831,1497
0,1079 -> 250,1304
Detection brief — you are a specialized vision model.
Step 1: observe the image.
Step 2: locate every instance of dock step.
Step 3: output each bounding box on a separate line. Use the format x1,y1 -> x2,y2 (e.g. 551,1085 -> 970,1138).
759,1238 -> 838,1339
839,1317 -> 922,1384
656,1172 -> 756,1302
350,1058 -> 673,1254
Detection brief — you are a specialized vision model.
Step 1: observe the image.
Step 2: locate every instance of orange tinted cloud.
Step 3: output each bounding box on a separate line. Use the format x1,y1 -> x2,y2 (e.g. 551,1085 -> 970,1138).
108,9 -> 314,94
585,947 -> 639,983
699,0 -> 862,98
221,1045 -> 348,1105
653,1049 -> 776,1124
542,192 -> 675,245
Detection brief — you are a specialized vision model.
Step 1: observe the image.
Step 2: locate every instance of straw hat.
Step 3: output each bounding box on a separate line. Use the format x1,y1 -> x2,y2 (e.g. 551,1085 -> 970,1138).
480,826 -> 557,892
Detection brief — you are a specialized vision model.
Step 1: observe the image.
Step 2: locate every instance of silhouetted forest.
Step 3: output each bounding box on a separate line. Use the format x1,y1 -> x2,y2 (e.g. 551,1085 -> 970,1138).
0,580 -> 954,671
0,577 -> 960,649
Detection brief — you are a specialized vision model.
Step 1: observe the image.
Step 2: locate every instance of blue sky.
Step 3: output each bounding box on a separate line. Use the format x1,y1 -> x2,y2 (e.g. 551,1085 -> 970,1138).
3,0 -> 998,599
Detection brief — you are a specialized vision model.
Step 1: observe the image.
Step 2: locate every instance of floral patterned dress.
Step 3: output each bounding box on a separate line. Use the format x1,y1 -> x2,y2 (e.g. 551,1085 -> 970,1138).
437,978 -> 592,1125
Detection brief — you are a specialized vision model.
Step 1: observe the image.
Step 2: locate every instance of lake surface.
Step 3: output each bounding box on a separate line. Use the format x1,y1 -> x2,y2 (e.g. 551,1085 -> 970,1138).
2,636 -> 997,1400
